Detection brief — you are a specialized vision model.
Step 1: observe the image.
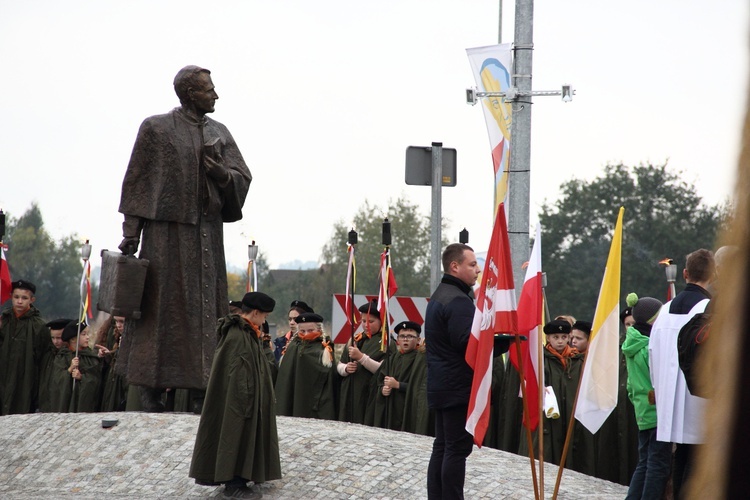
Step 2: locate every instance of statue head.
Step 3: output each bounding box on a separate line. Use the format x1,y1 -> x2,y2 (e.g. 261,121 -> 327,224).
173,65 -> 217,116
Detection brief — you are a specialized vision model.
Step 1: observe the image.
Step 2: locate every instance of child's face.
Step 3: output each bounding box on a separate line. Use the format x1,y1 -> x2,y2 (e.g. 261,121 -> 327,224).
251,311 -> 270,327
114,316 -> 126,335
569,329 -> 589,352
296,322 -> 320,335
361,313 -> 382,334
11,288 -> 35,315
396,329 -> 420,353
546,333 -> 569,353
50,329 -> 65,349
76,329 -> 90,350
288,310 -> 299,333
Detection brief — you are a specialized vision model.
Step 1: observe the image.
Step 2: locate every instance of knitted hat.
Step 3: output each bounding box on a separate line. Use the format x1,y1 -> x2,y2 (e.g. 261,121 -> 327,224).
627,293 -> 663,325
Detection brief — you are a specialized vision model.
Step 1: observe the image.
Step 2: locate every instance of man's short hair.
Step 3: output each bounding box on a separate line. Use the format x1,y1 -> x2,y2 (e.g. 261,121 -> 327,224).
685,248 -> 715,283
441,243 -> 474,272
173,65 -> 211,103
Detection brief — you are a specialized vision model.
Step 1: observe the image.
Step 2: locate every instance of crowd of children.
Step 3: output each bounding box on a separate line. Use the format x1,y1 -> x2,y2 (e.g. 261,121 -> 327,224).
0,278 -> 666,489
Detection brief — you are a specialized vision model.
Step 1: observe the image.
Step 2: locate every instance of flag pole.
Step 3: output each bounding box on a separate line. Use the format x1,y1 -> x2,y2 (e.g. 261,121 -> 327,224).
512,334 -> 540,500
71,239 -> 92,409
551,349 -> 587,499
539,276 -> 550,499
536,323 -> 545,500
346,229 -> 357,423
381,218 -> 392,426
0,209 -> 6,304
380,218 -> 392,352
247,240 -> 258,292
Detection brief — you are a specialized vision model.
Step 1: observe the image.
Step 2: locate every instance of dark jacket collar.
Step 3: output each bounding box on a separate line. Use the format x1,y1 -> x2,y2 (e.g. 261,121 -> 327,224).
440,274 -> 473,296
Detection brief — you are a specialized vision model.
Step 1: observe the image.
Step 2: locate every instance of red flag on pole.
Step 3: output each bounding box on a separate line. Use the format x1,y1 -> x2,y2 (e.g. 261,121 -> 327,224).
0,246 -> 11,304
465,204 -> 517,446
510,223 -> 543,431
377,248 -> 398,351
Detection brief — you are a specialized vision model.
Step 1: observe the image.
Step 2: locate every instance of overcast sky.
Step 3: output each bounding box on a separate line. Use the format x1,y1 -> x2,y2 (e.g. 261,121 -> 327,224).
1,0 -> 747,271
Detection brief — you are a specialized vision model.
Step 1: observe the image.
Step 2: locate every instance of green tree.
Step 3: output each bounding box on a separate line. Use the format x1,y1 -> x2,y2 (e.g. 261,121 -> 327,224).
539,163 -> 727,320
316,197 -> 444,320
3,203 -> 86,319
260,197 -> 443,329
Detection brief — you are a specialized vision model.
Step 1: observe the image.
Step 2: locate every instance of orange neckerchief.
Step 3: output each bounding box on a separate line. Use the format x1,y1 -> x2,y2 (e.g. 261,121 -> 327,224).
545,343 -> 579,370
242,317 -> 263,338
298,331 -> 322,342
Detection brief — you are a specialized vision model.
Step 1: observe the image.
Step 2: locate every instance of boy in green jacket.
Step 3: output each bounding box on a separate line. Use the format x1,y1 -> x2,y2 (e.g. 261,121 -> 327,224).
622,293 -> 670,500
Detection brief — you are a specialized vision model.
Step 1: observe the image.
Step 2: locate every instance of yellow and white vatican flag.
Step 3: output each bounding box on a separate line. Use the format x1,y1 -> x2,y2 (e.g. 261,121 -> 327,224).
574,207 -> 624,434
466,43 -> 513,218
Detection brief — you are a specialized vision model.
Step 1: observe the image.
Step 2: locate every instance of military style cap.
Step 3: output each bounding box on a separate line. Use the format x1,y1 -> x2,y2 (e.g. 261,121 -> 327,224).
394,320 -> 422,334
543,319 -> 572,335
358,299 -> 380,317
61,321 -> 88,342
296,312 -> 324,324
11,279 -> 36,294
46,318 -> 75,330
229,300 -> 243,309
572,320 -> 592,336
289,300 -> 314,313
242,292 -> 276,313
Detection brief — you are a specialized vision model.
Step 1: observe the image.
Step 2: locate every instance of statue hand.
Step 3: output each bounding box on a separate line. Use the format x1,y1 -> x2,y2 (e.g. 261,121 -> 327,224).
203,155 -> 231,185
118,237 -> 140,256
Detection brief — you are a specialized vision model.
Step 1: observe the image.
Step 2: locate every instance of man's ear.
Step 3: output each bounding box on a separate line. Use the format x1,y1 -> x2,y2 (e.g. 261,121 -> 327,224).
30,295 -> 36,304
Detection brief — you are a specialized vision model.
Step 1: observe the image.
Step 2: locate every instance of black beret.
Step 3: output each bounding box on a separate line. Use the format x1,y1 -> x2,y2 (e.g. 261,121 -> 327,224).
289,300 -> 314,313
242,292 -> 276,313
543,319 -> 572,335
229,300 -> 243,309
11,280 -> 36,294
46,318 -> 76,330
358,299 -> 380,317
572,320 -> 592,335
296,312 -> 324,324
61,321 -> 88,342
394,321 -> 422,334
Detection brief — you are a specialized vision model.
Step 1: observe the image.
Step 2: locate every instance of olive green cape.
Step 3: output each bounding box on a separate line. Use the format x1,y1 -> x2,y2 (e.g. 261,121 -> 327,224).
50,346 -> 104,413
274,335 -> 336,420
0,306 -> 50,415
337,333 -> 387,423
400,349 -> 434,436
189,314 -> 281,485
370,348 -> 418,430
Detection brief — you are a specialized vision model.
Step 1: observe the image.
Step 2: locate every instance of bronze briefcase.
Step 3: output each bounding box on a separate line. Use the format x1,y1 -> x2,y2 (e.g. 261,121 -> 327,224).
97,249 -> 149,319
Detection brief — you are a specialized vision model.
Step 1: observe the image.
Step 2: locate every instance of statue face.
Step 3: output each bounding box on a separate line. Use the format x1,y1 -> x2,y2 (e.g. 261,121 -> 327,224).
190,72 -> 218,115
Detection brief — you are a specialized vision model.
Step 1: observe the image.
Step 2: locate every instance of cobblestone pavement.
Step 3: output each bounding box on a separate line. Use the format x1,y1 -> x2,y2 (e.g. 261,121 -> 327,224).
0,413 -> 627,499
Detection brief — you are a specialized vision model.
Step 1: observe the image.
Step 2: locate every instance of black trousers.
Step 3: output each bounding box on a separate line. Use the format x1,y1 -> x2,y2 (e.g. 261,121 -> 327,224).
427,404 -> 474,499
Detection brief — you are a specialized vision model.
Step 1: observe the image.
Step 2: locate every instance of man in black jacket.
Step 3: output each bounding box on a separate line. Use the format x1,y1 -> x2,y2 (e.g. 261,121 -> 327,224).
425,243 -> 481,499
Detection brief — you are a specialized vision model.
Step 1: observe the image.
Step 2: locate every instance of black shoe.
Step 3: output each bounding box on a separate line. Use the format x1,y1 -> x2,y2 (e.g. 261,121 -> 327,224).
139,387 -> 165,413
222,484 -> 262,499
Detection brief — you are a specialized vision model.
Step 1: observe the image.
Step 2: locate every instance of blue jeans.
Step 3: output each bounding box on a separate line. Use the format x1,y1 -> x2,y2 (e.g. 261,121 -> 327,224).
427,405 -> 474,499
626,428 -> 671,500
